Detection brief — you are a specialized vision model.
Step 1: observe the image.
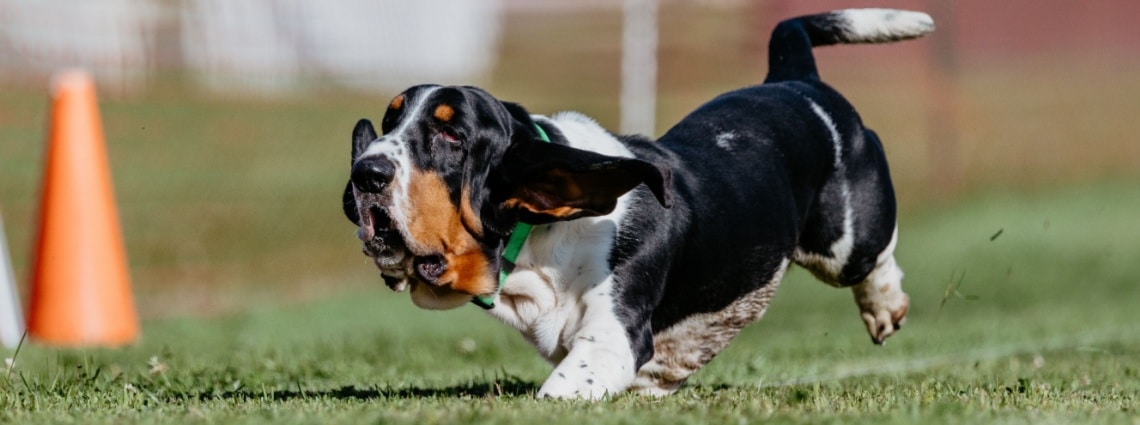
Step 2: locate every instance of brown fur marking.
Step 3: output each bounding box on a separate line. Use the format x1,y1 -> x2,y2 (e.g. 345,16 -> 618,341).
434,104 -> 455,122
502,198 -> 582,219
460,186 -> 484,236
404,170 -> 495,296
389,94 -> 405,110
504,168 -> 639,219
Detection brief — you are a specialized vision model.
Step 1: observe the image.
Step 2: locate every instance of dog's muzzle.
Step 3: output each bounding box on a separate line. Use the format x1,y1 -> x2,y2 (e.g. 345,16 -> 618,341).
352,155 -> 409,288
350,155 -> 464,297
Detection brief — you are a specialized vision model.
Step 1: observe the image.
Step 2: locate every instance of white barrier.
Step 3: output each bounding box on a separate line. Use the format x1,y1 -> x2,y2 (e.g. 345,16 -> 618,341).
0,211 -> 25,349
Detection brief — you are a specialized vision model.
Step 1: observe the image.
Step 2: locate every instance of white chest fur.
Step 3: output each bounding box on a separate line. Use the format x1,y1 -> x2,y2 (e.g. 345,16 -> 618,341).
484,112 -> 639,398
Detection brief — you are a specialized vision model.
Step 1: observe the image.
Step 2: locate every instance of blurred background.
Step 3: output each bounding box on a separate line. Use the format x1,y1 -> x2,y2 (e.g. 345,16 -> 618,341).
1,0 -> 1138,320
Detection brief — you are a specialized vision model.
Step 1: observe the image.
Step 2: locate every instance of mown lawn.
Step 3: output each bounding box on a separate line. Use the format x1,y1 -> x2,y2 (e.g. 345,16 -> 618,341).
1,181 -> 1137,424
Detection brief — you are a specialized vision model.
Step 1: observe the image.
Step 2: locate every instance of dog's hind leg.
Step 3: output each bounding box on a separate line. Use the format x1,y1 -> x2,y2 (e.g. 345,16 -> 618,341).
851,227 -> 908,344
629,259 -> 789,396
795,128 -> 909,344
841,128 -> 908,344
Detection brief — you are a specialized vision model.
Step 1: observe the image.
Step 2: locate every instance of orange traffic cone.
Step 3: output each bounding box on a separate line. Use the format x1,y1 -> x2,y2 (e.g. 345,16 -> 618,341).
26,69 -> 139,347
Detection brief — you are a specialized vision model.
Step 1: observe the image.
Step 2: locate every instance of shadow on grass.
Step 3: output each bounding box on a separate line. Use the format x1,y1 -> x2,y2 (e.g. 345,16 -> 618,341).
195,376 -> 538,401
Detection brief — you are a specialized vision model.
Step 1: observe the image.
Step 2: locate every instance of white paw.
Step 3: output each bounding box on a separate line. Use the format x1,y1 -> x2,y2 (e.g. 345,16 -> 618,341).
853,279 -> 908,345
536,374 -> 610,400
852,255 -> 908,345
856,289 -> 908,345
536,353 -> 633,400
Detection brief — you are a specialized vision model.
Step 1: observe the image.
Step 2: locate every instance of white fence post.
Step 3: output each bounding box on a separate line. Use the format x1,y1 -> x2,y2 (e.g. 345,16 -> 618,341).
620,0 -> 658,136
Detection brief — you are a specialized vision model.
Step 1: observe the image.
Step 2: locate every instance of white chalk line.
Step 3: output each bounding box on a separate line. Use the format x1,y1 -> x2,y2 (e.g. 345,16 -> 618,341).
755,327 -> 1138,388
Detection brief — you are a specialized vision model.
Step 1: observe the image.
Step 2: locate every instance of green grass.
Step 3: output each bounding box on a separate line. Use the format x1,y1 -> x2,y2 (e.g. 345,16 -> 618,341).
1,180 -> 1137,424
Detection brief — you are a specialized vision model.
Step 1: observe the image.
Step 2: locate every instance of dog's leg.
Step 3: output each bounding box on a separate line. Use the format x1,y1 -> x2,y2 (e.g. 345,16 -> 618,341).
629,260 -> 788,396
851,227 -> 908,344
535,287 -> 638,400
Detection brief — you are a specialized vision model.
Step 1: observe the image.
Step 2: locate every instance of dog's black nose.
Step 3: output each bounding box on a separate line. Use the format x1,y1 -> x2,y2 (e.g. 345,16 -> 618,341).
414,254 -> 448,284
351,156 -> 396,193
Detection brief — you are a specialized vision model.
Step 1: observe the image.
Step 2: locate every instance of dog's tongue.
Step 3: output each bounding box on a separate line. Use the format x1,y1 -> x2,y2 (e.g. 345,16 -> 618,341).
358,215 -> 376,241
357,206 -> 387,242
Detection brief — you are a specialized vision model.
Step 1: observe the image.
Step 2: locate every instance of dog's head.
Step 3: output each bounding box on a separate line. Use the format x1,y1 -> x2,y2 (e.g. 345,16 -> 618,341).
343,85 -> 671,310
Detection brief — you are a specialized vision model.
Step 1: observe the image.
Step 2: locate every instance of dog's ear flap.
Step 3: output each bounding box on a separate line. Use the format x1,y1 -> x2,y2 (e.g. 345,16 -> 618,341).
501,101 -> 543,147
346,119 -> 375,224
501,102 -> 534,128
500,141 -> 672,223
343,181 -> 360,225
352,119 -> 378,162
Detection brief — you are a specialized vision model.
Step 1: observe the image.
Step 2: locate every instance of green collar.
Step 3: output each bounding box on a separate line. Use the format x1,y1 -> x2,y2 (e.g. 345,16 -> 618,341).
471,123 -> 551,309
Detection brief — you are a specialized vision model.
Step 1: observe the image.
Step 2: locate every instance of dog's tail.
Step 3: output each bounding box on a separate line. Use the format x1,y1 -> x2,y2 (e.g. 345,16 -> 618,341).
765,9 -> 934,83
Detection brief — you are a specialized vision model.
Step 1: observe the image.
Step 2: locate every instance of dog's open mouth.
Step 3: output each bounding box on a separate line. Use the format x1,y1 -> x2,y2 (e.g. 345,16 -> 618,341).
353,193 -> 475,309
355,195 -> 410,289
360,205 -> 400,258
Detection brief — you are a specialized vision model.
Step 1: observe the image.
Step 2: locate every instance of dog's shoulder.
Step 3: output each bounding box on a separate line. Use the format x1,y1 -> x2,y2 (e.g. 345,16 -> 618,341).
538,111 -> 636,159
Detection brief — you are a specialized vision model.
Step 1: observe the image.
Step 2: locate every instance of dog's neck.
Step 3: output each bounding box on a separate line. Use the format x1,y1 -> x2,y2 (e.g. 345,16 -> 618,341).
537,111 -> 635,158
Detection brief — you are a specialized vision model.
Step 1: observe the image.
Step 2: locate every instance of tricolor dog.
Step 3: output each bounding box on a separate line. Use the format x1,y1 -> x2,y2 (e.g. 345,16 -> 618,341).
342,9 -> 933,399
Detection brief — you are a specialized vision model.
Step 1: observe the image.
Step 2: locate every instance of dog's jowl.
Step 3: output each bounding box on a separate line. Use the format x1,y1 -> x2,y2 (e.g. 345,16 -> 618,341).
343,8 -> 933,399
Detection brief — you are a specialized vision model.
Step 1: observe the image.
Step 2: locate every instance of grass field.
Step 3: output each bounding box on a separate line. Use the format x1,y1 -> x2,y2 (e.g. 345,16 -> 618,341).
1,181 -> 1137,424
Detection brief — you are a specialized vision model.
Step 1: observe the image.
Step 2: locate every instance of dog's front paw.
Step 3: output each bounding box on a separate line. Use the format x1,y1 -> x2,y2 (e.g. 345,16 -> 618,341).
536,374 -> 611,401
537,362 -> 622,401
853,281 -> 908,345
536,350 -> 634,400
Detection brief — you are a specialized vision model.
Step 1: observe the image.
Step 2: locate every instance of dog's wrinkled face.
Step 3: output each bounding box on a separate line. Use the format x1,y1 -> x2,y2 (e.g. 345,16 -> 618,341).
343,85 -> 671,310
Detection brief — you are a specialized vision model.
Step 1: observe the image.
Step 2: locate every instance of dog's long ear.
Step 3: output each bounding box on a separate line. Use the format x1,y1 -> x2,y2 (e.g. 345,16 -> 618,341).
501,101 -> 541,147
352,119 -> 378,162
343,181 -> 360,225
345,119 -> 375,225
499,139 -> 673,224
501,102 -> 534,127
